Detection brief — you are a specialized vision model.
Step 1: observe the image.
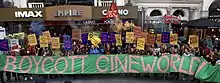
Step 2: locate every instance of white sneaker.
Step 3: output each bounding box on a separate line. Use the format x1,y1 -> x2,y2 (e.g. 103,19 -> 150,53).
24,77 -> 28,81
30,77 -> 33,80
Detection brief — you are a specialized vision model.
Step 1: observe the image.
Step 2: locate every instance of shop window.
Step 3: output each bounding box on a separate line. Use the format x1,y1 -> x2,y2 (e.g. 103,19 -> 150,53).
150,10 -> 162,16
173,10 -> 185,17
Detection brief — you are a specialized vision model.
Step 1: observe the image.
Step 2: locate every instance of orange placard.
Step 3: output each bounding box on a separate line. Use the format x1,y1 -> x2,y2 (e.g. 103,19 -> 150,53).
146,33 -> 155,46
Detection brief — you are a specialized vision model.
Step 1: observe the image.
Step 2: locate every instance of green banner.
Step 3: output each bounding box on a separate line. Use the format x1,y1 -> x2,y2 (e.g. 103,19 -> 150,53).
0,54 -> 219,82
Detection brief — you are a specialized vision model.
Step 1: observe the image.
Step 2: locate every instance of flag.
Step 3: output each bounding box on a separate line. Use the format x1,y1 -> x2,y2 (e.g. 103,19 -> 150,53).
102,0 -> 119,20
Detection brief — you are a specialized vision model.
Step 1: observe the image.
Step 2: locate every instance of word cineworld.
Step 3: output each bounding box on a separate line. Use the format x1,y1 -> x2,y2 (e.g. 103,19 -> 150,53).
0,54 -> 219,82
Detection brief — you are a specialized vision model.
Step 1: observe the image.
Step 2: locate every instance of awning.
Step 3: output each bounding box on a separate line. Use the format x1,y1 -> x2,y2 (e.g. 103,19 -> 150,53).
184,18 -> 220,28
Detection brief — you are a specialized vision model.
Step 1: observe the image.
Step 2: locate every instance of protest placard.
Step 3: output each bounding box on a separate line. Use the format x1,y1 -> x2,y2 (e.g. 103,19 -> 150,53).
136,38 -> 145,50
40,36 -> 48,48
189,35 -> 199,48
115,34 -> 122,46
126,32 -> 134,43
27,34 -> 37,46
170,34 -> 178,45
51,37 -> 60,49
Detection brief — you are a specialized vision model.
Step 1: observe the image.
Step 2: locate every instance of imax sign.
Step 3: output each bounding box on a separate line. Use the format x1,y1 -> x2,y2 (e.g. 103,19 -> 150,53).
15,11 -> 43,18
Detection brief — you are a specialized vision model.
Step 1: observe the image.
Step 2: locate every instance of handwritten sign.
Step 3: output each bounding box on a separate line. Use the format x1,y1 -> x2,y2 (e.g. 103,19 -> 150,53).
170,34 -> 178,45
51,37 -> 60,49
115,34 -> 122,46
43,31 -> 51,42
40,36 -> 48,48
189,35 -> 199,48
27,34 -> 37,46
72,29 -> 81,40
126,32 -> 134,43
136,38 -> 145,50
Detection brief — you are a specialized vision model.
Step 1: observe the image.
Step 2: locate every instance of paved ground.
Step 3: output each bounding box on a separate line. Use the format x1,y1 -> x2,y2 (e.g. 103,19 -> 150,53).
2,74 -> 200,83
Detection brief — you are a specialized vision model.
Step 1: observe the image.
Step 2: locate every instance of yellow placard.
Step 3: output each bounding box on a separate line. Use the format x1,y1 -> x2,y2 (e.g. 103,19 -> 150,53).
136,38 -> 145,50
126,32 -> 134,43
43,31 -> 51,42
115,34 -> 122,46
170,34 -> 178,45
156,34 -> 162,45
27,34 -> 37,46
88,33 -> 101,47
40,36 -> 49,48
51,37 -> 60,49
189,35 -> 199,48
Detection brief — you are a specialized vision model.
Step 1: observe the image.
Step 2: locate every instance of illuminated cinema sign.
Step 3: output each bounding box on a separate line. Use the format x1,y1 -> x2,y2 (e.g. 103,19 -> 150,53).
102,9 -> 129,16
14,11 -> 43,18
54,10 -> 83,17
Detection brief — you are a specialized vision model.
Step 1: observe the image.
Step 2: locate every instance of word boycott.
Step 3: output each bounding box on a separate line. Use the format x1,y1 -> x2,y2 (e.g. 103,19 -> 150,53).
0,54 -> 219,82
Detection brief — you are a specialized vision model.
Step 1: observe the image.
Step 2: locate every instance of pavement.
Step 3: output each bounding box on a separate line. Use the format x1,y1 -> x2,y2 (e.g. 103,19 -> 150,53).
2,74 -> 201,83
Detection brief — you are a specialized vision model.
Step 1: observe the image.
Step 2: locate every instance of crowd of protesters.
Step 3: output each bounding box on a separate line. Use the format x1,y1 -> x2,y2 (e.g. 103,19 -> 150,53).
1,29 -> 220,83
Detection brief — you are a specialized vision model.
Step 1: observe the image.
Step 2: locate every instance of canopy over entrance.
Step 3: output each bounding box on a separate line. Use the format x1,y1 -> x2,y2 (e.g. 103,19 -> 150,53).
185,18 -> 220,28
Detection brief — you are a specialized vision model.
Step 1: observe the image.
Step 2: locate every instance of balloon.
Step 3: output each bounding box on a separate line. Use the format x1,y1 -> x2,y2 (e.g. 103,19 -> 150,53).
30,21 -> 46,36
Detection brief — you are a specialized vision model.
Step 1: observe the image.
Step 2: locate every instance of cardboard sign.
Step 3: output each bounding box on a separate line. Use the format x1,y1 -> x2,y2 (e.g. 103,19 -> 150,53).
189,35 -> 199,48
170,34 -> 178,45
27,34 -> 37,46
43,31 -> 51,41
72,29 -> 81,40
136,38 -> 145,50
146,34 -> 155,46
126,32 -> 134,43
39,36 -> 48,48
51,37 -> 60,49
115,34 -> 122,46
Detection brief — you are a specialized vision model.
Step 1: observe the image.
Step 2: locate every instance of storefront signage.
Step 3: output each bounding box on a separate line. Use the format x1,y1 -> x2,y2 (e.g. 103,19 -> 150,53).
54,10 -> 82,17
83,20 -> 96,24
102,9 -> 129,16
14,11 -> 42,18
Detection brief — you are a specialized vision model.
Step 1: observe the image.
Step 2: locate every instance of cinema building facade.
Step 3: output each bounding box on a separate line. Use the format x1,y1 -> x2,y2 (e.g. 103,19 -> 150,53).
0,5 -> 138,34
